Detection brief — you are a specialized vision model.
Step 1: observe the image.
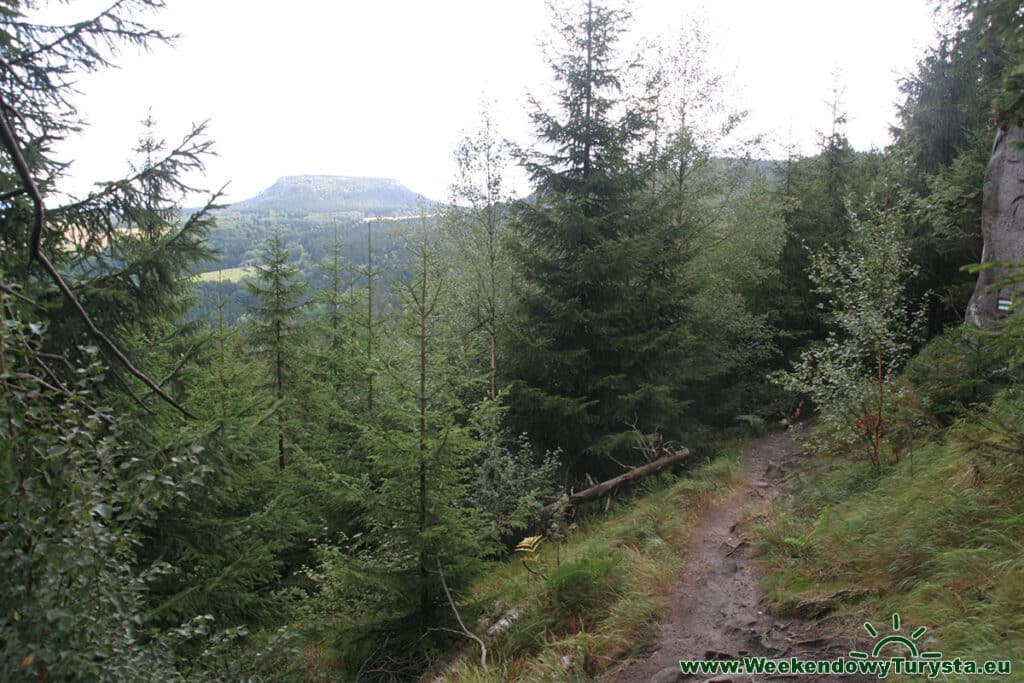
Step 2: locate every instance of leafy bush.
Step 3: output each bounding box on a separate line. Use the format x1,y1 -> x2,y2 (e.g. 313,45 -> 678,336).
0,310 -> 187,680
0,297 -> 299,681
774,205 -> 924,470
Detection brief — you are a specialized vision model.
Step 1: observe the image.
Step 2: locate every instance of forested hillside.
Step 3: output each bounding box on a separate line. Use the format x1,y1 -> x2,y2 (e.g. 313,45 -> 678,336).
189,177 -> 433,324
1,0 -> 1022,681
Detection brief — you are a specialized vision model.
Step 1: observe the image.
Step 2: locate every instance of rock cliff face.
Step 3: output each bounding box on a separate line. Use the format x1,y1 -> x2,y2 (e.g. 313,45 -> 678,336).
966,125 -> 1024,326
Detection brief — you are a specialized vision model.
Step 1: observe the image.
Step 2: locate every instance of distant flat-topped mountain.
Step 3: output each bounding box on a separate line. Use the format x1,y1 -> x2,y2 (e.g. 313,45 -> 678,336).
226,175 -> 437,216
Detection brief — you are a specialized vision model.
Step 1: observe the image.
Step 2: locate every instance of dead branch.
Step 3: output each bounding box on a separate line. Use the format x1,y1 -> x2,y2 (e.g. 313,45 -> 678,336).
628,418 -> 669,464
436,558 -> 487,671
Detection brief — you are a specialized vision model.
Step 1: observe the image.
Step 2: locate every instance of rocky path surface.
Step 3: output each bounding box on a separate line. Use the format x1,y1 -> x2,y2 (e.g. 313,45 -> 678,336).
602,430 -> 870,683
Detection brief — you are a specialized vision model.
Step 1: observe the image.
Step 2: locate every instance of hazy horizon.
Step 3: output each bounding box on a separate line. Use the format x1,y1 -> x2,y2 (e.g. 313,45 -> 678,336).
33,0 -> 939,206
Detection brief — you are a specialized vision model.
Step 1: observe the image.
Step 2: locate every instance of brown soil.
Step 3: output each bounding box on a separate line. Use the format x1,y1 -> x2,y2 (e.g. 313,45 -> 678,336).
602,430 -> 871,683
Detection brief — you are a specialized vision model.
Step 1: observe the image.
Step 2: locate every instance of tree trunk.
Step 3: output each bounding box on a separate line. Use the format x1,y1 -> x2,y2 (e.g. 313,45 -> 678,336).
540,447 -> 689,517
367,220 -> 375,414
275,322 -> 285,470
418,241 -> 430,620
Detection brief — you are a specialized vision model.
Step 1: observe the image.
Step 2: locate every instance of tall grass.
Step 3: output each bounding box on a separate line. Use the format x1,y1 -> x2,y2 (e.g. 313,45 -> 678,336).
755,418 -> 1024,681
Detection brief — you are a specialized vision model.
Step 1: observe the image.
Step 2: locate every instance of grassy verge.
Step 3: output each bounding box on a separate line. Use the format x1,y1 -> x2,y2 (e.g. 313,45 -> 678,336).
429,441 -> 745,682
754,423 -> 1024,682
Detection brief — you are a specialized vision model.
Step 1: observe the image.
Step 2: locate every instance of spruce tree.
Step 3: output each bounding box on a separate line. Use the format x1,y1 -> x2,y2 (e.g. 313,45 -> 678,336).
327,223 -> 484,675
302,223 -> 365,488
245,232 -> 307,470
890,9 -> 996,332
638,18 -> 784,427
505,0 -> 686,474
316,221 -> 362,405
142,282 -> 308,626
763,80 -> 861,365
363,219 -> 381,415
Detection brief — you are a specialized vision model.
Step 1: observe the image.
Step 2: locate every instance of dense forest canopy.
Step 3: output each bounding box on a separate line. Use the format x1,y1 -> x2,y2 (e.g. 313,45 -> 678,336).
2,0 -> 1023,680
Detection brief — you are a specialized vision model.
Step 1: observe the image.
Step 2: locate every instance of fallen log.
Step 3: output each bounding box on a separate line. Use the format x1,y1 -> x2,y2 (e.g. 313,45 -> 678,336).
541,447 -> 690,517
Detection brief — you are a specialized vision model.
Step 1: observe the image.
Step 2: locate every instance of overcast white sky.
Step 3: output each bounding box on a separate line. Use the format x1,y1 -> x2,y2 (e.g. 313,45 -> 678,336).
37,0 -> 940,204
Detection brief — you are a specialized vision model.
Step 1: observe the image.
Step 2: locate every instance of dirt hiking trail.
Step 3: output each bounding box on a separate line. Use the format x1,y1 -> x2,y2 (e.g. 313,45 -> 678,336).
603,430 -> 871,683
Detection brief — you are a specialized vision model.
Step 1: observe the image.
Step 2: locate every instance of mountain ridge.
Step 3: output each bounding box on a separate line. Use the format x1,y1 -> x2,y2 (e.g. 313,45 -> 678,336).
224,174 -> 439,216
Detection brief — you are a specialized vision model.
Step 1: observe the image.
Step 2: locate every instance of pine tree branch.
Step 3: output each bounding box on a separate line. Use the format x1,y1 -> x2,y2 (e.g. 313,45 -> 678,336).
0,186 -> 27,202
0,95 -> 195,419
11,0 -> 171,68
